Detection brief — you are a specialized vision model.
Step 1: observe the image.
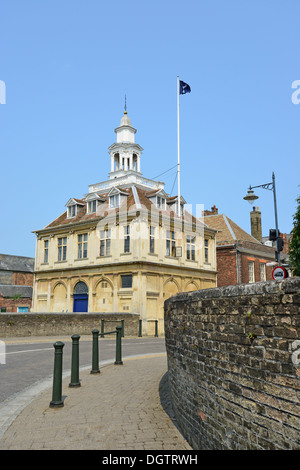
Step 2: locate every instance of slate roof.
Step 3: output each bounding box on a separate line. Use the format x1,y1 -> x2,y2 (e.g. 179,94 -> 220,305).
0,285 -> 33,298
0,254 -> 34,273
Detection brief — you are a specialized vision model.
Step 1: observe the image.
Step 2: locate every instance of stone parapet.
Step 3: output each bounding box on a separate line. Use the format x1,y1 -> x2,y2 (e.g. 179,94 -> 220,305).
0,312 -> 140,338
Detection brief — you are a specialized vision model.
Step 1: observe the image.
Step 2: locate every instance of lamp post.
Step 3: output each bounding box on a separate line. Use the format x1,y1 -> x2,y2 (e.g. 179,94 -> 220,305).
243,172 -> 280,264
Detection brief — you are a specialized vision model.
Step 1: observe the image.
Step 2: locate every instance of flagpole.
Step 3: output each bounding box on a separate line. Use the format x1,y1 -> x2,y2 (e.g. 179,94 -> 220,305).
177,76 -> 181,217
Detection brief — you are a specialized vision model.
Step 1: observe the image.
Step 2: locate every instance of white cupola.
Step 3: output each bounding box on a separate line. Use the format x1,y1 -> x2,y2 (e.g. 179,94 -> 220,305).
108,110 -> 143,179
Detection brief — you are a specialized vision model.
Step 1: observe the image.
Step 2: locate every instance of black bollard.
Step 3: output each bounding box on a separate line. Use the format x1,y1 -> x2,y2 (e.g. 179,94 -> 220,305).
91,329 -> 100,374
50,341 -> 65,408
115,326 -> 123,365
69,334 -> 81,387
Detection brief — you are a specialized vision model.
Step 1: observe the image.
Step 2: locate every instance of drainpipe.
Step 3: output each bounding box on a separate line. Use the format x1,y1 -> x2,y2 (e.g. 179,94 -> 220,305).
235,240 -> 239,284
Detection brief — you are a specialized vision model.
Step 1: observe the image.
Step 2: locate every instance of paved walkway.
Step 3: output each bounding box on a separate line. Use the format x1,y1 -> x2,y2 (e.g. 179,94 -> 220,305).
0,353 -> 192,450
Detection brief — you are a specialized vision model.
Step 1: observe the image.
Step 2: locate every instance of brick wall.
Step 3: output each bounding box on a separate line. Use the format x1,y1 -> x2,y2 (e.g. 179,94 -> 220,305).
164,277 -> 300,450
215,246 -> 237,287
216,242 -> 274,287
0,295 -> 32,313
240,252 -> 273,283
12,271 -> 34,286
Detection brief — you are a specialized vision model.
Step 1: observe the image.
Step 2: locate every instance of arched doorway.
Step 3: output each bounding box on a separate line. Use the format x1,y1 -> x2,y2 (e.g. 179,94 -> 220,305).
73,281 -> 88,312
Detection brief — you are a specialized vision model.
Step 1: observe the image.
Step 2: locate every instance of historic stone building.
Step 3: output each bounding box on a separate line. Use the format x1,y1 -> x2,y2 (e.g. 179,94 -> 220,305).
32,110 -> 217,333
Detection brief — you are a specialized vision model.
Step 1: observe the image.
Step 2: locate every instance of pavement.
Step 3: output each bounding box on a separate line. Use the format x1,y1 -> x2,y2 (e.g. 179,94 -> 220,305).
0,341 -> 192,451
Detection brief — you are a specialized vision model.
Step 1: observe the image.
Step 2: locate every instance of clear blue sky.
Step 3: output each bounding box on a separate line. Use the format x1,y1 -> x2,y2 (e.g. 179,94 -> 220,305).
0,1 -> 299,258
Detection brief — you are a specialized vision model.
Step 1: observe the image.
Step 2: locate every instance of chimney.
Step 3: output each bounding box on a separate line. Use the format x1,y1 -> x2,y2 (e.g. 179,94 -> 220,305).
250,206 -> 262,242
203,205 -> 218,216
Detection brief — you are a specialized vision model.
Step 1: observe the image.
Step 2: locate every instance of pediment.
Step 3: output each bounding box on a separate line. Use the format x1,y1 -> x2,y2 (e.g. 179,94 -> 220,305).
65,198 -> 85,207
107,187 -> 129,197
167,195 -> 186,205
85,193 -> 106,202
146,189 -> 168,199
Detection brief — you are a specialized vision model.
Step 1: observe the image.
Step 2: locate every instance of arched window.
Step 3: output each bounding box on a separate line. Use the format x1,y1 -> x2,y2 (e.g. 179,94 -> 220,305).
74,281 -> 88,295
133,154 -> 138,171
114,153 -> 120,171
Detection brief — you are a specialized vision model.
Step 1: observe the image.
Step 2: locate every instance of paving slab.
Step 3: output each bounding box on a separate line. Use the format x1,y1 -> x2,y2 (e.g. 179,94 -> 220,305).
0,353 -> 192,451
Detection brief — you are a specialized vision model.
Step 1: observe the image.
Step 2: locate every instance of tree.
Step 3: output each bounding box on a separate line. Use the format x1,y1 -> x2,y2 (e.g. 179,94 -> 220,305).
289,193 -> 300,276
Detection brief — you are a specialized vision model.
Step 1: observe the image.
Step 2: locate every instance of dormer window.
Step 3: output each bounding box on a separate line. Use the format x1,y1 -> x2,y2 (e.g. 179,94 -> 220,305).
68,205 -> 77,218
66,198 -> 85,218
88,200 -> 97,214
157,196 -> 166,209
85,194 -> 105,214
110,194 -> 119,208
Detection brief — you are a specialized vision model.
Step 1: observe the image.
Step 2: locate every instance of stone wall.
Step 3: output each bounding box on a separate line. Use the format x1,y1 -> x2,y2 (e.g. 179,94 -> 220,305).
164,277 -> 300,450
0,312 -> 140,338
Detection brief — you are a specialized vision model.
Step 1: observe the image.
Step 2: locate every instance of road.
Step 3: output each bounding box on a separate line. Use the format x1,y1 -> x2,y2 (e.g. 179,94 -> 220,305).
0,335 -> 166,404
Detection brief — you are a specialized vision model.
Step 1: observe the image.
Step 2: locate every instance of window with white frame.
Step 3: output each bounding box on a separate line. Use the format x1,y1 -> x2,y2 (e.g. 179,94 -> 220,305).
166,230 -> 176,257
44,240 -> 49,263
100,228 -> 111,256
186,235 -> 196,260
78,233 -> 88,259
204,239 -> 209,263
88,200 -> 97,213
124,225 -> 130,253
157,196 -> 165,209
68,205 -> 76,218
248,261 -> 255,283
149,226 -> 155,254
109,194 -> 120,208
260,263 -> 266,281
58,237 -> 67,261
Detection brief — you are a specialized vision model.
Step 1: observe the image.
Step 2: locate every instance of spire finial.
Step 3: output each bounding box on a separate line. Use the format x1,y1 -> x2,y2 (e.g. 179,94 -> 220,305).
124,94 -> 127,114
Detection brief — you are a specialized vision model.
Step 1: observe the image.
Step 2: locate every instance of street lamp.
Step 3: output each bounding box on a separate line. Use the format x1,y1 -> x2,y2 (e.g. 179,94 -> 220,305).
243,172 -> 281,264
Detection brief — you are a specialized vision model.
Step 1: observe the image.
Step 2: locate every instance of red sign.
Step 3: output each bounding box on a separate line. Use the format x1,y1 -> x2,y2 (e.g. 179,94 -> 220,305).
272,266 -> 288,280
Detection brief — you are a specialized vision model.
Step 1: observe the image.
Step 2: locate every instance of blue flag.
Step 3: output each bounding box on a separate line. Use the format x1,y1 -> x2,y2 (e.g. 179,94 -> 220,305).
179,80 -> 191,94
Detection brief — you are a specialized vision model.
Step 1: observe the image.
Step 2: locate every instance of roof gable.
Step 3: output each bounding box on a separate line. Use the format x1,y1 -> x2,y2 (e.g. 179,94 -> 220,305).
204,214 -> 260,244
107,187 -> 130,197
66,198 -> 85,207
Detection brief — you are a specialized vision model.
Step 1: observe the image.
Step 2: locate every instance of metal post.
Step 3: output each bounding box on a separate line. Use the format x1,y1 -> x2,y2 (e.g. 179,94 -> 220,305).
115,326 -> 123,365
100,319 -> 104,338
50,341 -> 65,408
69,334 -> 81,387
272,172 -> 280,264
91,329 -> 100,374
138,319 -> 142,337
155,320 -> 158,337
121,319 -> 124,337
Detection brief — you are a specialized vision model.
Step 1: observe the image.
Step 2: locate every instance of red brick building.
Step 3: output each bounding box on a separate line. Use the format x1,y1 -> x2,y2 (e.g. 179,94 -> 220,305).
204,207 -> 276,287
0,254 -> 34,312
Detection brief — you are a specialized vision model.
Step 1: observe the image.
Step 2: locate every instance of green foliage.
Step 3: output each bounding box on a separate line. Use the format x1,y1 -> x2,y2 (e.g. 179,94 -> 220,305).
289,193 -> 300,276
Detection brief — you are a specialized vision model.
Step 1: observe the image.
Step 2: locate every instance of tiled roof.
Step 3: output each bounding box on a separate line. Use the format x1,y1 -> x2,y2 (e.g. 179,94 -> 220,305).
204,214 -> 260,245
41,186 -> 202,231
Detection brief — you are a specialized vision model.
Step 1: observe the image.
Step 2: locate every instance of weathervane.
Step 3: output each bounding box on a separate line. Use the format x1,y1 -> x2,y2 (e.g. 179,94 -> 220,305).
124,94 -> 127,114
